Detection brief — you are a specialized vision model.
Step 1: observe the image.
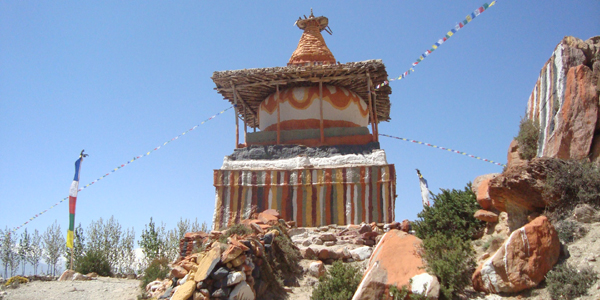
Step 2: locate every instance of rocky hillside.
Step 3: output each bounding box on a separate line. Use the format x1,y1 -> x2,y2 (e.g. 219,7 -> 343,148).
470,35 -> 600,299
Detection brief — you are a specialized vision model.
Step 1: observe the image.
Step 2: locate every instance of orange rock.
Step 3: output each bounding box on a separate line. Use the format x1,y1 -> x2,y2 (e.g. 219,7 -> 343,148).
472,216 -> 560,293
476,179 -> 493,210
258,212 -> 279,225
474,209 -> 499,223
221,244 -> 244,264
400,220 -> 410,233
170,265 -> 188,278
352,230 -> 426,300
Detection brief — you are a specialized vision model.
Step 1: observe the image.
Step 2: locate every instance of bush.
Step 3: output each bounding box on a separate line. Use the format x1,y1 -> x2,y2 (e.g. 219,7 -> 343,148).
389,283 -> 430,300
4,276 -> 28,288
515,116 -> 540,160
310,261 -> 362,300
224,224 -> 252,238
555,219 -> 588,244
140,257 -> 169,289
545,159 -> 600,221
413,184 -> 484,241
546,263 -> 598,300
75,249 -> 112,277
420,233 -> 475,300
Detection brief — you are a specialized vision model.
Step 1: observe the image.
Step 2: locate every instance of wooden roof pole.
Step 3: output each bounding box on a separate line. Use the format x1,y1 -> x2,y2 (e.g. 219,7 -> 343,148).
276,84 -> 281,144
232,82 -> 239,148
319,81 -> 325,144
243,104 -> 247,145
366,73 -> 376,142
368,75 -> 380,142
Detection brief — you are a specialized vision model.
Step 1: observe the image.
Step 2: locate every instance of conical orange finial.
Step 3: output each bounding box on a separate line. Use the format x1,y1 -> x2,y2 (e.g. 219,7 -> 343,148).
288,11 -> 336,66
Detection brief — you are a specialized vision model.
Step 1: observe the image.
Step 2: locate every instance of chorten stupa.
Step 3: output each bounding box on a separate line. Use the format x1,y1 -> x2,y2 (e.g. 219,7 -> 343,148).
210,11 -> 396,229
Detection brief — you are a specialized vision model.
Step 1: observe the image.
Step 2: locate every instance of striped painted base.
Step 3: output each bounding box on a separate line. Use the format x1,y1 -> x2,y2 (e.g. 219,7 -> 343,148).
212,165 -> 396,230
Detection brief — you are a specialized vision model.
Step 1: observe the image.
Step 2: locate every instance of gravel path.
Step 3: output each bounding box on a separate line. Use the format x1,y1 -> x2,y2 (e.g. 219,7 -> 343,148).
2,277 -> 142,300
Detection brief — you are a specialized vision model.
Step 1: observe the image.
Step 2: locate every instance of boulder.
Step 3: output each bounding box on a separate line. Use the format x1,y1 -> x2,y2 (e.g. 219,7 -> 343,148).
475,178 -> 493,210
358,224 -> 372,234
472,216 -> 560,293
488,158 -> 560,230
258,211 -> 279,225
317,248 -> 329,260
350,246 -> 373,261
309,260 -> 325,278
474,210 -> 499,223
400,220 -> 410,233
222,245 -> 244,264
195,246 -> 222,282
573,203 -> 599,223
228,281 -> 255,300
226,271 -> 246,286
58,270 -> 75,281
301,247 -> 316,259
319,233 -> 337,242
352,230 -> 427,300
171,280 -> 196,300
410,273 -> 440,299
170,265 -> 188,279
506,140 -> 527,169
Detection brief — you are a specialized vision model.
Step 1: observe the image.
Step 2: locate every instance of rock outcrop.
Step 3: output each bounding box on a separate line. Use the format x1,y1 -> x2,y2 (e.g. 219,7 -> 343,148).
352,230 -> 438,300
488,158 -> 560,230
524,36 -> 599,163
472,216 -> 560,294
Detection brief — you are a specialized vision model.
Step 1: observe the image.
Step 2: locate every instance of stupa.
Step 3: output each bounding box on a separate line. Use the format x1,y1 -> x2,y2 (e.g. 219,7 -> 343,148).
211,11 -> 396,229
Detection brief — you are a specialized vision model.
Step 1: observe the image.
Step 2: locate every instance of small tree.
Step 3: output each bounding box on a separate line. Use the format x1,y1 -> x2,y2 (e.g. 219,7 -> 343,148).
42,220 -> 65,276
139,217 -> 167,267
116,227 -> 136,275
1,227 -> 15,278
65,223 -> 85,270
28,229 -> 43,275
515,116 -> 540,160
18,229 -> 31,276
310,261 -> 362,300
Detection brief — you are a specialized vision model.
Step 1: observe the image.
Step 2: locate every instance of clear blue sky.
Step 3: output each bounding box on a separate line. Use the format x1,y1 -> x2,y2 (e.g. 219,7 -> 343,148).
2,1 -> 599,239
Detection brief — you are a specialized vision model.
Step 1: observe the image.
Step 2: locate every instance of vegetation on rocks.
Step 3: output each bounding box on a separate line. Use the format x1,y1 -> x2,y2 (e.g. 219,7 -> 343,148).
546,263 -> 598,300
310,261 -> 362,300
413,184 -> 484,241
515,116 -> 540,160
413,184 -> 483,300
554,219 -> 588,244
544,159 -> 600,221
140,257 -> 169,289
389,283 -> 429,300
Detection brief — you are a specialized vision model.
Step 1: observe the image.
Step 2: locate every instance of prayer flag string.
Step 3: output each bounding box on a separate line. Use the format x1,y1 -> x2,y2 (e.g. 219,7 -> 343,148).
10,106 -> 233,234
379,133 -> 506,167
376,1 -> 497,89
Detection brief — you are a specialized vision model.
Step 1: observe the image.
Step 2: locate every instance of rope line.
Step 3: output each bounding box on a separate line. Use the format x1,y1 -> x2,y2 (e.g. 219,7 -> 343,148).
10,106 -> 233,234
379,133 -> 506,167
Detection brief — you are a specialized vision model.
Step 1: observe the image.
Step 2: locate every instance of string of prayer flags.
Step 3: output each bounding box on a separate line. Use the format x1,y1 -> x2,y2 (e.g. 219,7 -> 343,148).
379,133 -> 506,167
10,106 -> 233,234
376,1 -> 496,89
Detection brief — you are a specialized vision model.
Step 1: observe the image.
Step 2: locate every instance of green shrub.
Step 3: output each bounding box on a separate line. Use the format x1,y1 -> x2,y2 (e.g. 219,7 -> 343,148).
389,283 -> 430,300
515,116 -> 540,160
272,234 -> 303,276
140,257 -> 169,289
75,249 -> 112,277
545,159 -> 600,221
420,233 -> 475,300
546,263 -> 598,300
555,219 -> 588,244
310,261 -> 362,300
413,184 -> 484,241
224,224 -> 252,237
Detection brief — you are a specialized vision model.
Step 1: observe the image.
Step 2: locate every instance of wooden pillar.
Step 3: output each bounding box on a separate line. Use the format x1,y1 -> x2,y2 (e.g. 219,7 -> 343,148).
366,74 -> 376,142
243,105 -> 247,144
373,92 -> 379,142
232,83 -> 239,148
319,81 -> 325,144
276,84 -> 281,144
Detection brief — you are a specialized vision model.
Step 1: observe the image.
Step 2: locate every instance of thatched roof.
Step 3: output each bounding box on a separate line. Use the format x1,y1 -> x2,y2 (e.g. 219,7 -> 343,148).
211,59 -> 392,129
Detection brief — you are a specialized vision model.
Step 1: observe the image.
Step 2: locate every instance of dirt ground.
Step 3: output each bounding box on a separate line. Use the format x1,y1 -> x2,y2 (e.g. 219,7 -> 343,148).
1,277 -> 142,300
